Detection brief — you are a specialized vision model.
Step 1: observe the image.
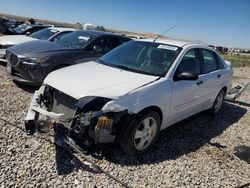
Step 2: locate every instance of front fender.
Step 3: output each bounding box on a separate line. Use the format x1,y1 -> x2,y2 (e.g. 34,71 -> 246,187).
101,79 -> 172,129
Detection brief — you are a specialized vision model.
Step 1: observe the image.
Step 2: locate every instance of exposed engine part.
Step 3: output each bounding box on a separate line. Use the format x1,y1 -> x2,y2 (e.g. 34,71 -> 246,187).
95,115 -> 115,143
79,111 -> 103,127
96,115 -> 114,131
36,118 -> 56,133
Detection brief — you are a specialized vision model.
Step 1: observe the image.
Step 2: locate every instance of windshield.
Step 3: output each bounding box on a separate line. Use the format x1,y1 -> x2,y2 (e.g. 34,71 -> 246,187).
55,31 -> 95,49
30,28 -> 58,40
13,25 -> 31,33
99,41 -> 182,77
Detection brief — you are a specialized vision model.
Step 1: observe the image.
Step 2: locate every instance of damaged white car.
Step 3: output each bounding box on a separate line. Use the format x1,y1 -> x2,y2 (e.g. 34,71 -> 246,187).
25,39 -> 233,155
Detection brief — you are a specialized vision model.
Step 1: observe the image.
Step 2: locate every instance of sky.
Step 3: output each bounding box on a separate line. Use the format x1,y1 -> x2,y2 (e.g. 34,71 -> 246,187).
0,0 -> 249,48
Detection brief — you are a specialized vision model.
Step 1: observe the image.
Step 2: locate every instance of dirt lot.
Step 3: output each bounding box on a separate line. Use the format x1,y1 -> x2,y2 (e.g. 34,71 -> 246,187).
0,62 -> 249,187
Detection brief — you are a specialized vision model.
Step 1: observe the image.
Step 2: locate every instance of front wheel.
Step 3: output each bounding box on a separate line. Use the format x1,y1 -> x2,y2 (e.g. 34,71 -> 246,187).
119,111 -> 161,155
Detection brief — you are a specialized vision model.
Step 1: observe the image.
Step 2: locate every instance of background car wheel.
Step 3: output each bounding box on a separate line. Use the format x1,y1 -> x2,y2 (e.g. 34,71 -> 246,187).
209,89 -> 225,115
119,111 -> 161,155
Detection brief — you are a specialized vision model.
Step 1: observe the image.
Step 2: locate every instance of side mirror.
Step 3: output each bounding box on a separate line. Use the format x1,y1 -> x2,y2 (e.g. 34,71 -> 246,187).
93,45 -> 103,53
174,72 -> 198,81
26,31 -> 30,36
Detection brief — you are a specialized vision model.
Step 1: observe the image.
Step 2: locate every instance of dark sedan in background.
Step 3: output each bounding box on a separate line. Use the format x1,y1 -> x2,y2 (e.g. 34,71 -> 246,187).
6,30 -> 131,85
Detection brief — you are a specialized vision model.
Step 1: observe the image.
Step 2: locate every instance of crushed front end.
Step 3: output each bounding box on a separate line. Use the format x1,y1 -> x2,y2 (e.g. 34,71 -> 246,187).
25,85 -> 130,149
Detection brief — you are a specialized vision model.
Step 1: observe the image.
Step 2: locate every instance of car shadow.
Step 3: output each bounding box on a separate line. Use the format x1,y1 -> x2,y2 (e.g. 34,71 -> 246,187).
13,80 -> 39,93
0,59 -> 6,67
53,124 -> 100,175
95,102 -> 247,165
54,144 -> 100,175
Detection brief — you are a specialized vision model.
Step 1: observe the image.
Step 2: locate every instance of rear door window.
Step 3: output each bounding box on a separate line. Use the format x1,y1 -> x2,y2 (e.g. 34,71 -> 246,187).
201,49 -> 218,73
51,31 -> 72,41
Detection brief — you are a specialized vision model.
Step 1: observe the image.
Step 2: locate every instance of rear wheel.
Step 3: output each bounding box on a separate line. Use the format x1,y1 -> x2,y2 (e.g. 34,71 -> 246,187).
209,89 -> 225,115
119,111 -> 161,155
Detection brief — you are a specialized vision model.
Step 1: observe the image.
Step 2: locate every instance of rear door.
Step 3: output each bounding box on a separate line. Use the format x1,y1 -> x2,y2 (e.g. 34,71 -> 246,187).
77,36 -> 108,64
198,48 -> 225,105
84,36 -> 130,59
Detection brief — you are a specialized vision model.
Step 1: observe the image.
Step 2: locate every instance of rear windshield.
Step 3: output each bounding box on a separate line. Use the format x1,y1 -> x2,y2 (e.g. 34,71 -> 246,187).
30,28 -> 59,40
13,25 -> 31,33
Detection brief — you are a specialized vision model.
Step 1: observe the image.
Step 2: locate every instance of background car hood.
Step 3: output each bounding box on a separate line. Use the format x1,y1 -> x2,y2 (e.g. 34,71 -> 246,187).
9,40 -> 69,56
44,61 -> 158,99
0,35 -> 36,45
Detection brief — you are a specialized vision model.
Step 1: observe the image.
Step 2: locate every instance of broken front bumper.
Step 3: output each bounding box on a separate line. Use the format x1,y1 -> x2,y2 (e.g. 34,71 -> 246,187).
25,85 -> 64,134
24,86 -> 128,146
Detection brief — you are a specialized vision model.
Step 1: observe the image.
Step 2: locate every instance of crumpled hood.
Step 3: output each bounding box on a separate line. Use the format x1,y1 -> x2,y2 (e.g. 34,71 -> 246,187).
9,40 -> 70,56
44,61 -> 158,99
0,35 -> 36,46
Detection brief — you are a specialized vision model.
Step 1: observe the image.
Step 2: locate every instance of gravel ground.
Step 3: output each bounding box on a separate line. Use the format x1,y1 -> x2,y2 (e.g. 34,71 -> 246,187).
0,62 -> 249,188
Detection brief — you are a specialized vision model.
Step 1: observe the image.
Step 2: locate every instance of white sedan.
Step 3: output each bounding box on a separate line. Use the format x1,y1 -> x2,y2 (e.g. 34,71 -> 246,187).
0,27 -> 76,61
25,39 -> 233,155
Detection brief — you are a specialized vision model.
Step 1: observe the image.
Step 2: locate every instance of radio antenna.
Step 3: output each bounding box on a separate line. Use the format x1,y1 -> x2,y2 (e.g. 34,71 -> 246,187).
153,25 -> 176,42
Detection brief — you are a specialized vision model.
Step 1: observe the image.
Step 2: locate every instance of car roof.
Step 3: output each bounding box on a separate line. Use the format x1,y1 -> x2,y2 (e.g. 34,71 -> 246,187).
46,27 -> 76,32
79,30 -> 128,38
29,24 -> 51,27
136,38 -> 207,47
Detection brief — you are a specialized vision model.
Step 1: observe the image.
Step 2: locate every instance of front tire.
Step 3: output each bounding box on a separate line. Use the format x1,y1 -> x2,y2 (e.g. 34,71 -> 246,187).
119,111 -> 161,155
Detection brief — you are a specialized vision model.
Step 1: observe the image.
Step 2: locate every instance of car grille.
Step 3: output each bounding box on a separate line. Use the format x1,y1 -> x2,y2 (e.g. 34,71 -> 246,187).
6,50 -> 19,66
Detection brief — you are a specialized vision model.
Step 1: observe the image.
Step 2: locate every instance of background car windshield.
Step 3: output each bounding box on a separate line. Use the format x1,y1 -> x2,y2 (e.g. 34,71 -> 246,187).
13,25 -> 31,33
30,28 -> 58,40
99,41 -> 182,76
56,31 -> 94,49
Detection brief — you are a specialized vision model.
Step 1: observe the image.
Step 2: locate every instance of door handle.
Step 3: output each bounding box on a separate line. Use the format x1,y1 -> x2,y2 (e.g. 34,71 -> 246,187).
197,80 -> 204,85
217,74 -> 222,78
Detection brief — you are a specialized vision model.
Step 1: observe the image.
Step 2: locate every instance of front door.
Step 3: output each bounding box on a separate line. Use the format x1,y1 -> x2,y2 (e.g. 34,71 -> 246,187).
170,48 -> 204,123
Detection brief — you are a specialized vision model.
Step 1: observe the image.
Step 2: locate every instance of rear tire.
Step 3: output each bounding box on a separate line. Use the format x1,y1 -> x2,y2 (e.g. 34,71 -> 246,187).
119,111 -> 161,155
209,89 -> 225,115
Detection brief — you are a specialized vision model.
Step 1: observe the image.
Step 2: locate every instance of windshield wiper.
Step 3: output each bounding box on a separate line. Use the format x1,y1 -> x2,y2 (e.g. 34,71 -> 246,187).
115,65 -> 164,77
98,60 -> 130,70
97,59 -> 162,77
113,64 -> 132,71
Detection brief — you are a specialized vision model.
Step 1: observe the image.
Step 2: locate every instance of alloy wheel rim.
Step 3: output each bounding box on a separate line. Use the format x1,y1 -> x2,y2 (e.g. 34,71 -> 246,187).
134,117 -> 157,151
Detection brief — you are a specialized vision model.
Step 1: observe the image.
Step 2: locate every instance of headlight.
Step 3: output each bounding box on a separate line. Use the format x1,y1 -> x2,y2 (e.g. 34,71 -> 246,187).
21,57 -> 37,65
21,57 -> 50,65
